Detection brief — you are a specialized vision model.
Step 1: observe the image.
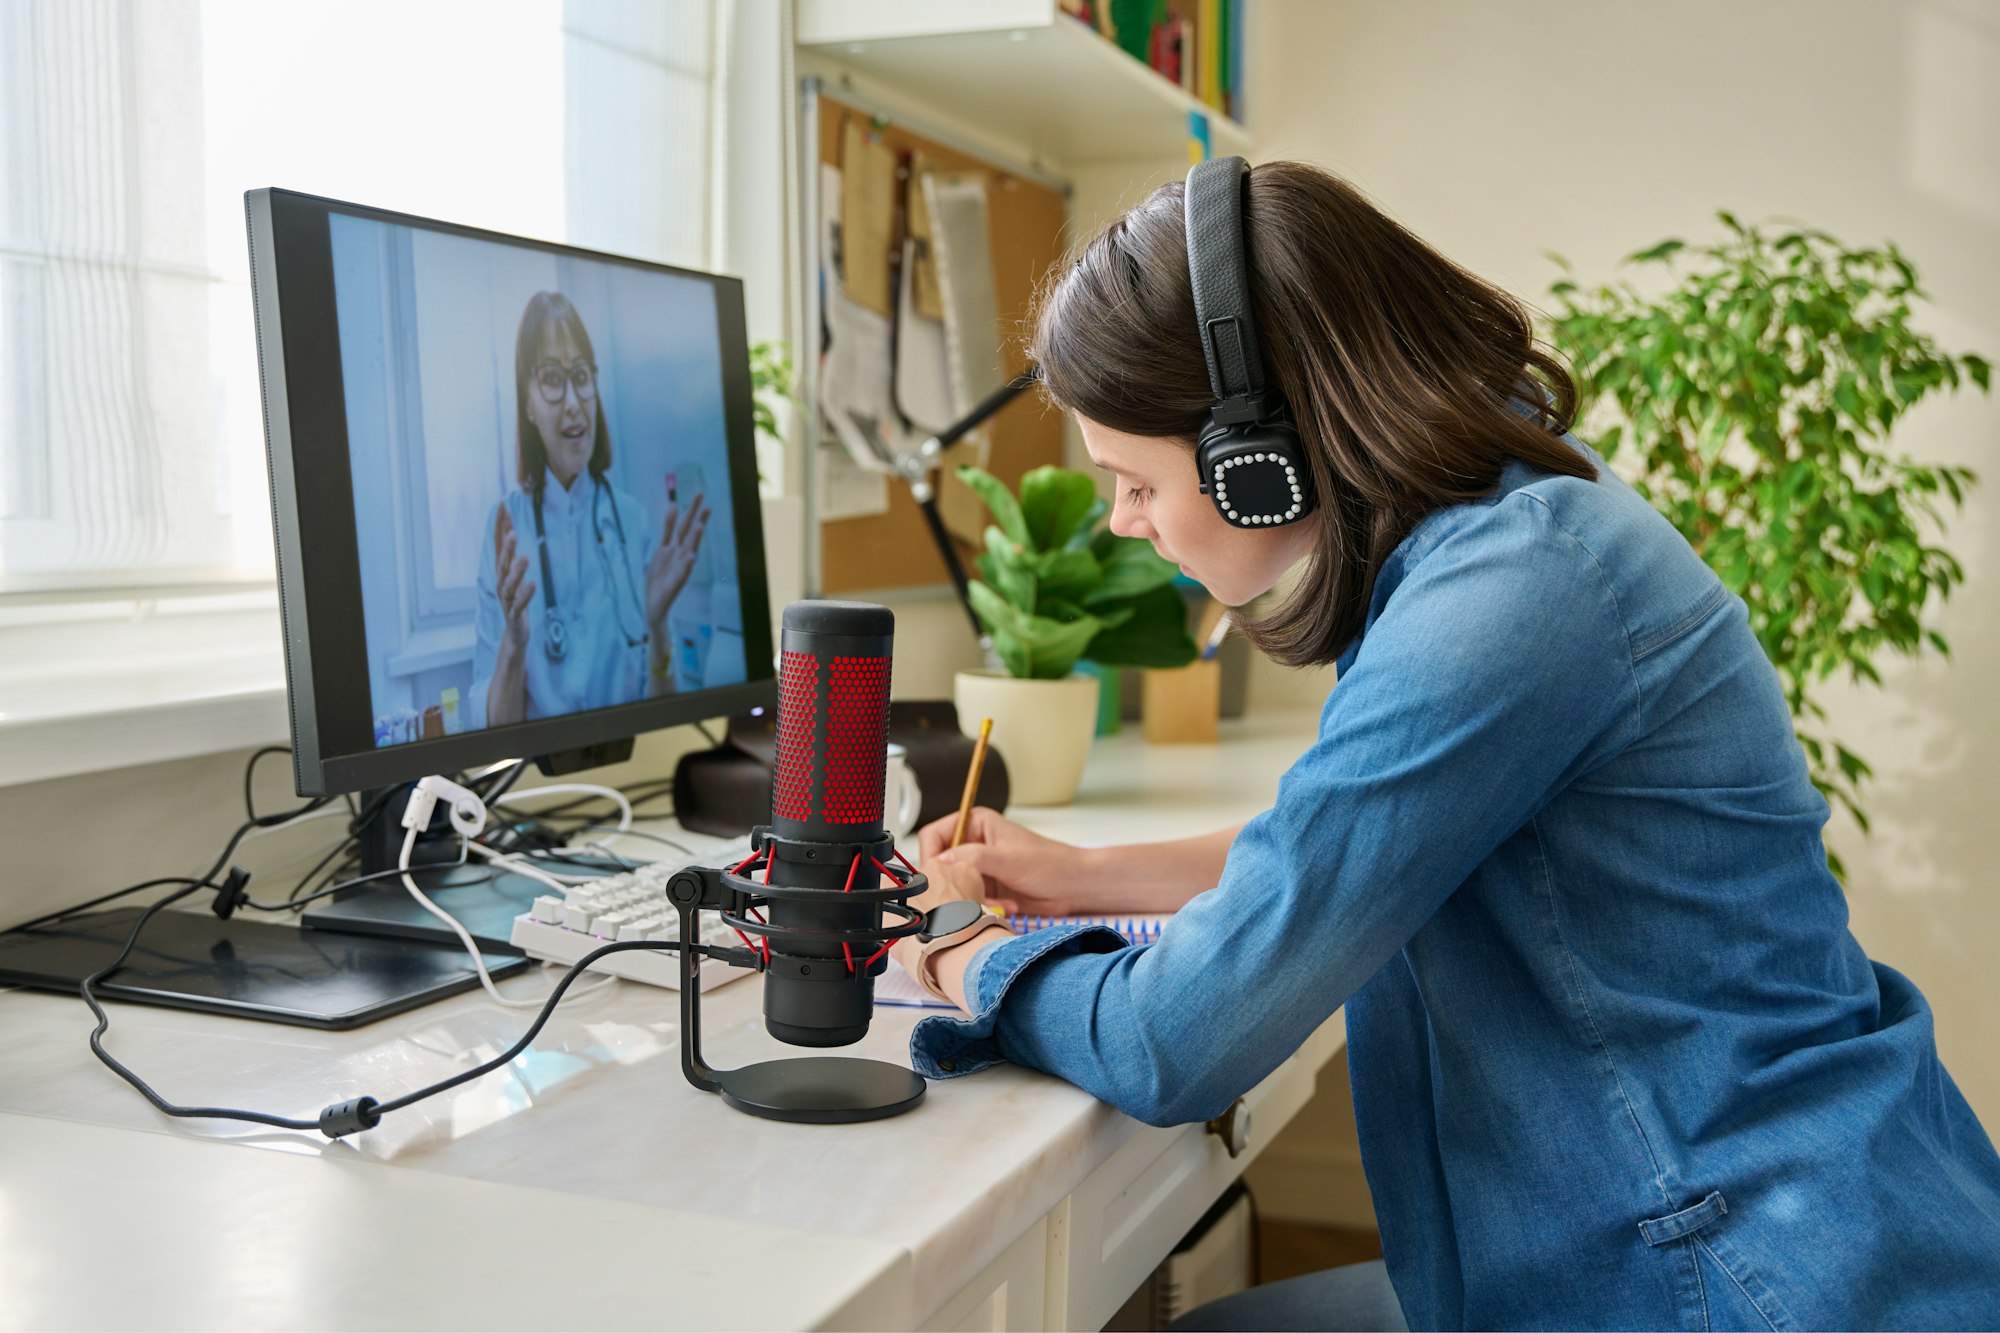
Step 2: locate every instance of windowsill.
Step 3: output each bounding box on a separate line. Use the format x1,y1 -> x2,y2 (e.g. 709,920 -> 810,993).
0,593 -> 290,789
0,497 -> 806,791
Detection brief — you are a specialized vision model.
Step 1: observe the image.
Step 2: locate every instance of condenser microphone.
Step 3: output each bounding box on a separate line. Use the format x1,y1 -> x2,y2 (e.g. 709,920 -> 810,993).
658,599 -> 985,1121
763,600 -> 896,1047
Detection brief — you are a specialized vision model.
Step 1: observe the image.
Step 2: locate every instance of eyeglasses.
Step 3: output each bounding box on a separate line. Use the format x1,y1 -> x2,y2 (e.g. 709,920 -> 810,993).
533,360 -> 598,405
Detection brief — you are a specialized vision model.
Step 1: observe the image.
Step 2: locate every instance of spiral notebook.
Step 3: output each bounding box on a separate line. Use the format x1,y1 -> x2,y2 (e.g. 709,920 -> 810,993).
876,912 -> 1173,1010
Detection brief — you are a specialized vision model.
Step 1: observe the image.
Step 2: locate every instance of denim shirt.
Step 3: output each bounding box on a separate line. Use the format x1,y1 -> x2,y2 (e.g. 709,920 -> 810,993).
908,414 -> 2000,1330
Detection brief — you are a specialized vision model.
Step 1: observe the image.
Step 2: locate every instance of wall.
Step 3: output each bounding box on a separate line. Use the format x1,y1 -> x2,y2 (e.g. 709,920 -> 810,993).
1246,0 -> 2000,1126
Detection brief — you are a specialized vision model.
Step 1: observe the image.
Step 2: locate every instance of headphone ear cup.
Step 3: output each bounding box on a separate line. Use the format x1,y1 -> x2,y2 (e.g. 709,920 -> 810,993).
1197,418 -> 1315,527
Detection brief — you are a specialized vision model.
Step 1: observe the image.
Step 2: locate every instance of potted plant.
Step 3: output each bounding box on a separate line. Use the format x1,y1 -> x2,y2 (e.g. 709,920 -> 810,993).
1544,214 -> 1990,875
955,463 -> 1199,803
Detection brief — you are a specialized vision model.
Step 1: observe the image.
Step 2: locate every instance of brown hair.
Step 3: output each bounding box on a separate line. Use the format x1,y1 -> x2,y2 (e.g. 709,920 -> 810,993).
515,290 -> 612,495
1028,160 -> 1592,666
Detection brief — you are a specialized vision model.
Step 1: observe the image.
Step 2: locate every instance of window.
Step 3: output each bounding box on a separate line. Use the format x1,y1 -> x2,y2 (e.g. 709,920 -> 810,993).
0,0 -> 724,599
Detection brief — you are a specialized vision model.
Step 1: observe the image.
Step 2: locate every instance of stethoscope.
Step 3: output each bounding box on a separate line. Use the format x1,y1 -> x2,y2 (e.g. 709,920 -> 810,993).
530,475 -> 651,664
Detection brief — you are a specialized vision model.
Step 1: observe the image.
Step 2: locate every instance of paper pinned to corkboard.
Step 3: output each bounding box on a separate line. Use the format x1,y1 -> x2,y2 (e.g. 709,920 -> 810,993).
839,118 -> 896,318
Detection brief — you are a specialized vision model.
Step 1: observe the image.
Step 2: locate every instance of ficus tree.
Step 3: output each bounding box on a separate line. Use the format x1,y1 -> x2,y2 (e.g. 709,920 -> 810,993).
1543,213 -> 1990,873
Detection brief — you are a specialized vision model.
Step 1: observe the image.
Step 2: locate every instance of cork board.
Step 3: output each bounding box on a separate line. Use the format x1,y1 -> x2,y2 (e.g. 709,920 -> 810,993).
813,93 -> 1070,595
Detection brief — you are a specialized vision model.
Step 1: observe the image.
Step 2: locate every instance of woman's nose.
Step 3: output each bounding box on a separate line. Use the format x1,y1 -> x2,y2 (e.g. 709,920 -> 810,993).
1109,497 -> 1143,540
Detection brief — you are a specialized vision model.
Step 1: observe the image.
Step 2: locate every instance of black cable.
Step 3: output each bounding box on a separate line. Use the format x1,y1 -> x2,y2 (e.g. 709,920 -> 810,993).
243,746 -> 291,822
567,824 -> 699,859
8,878 -> 206,935
88,930 -> 720,1136
241,746 -> 333,828
523,843 -> 637,873
284,838 -> 358,908
246,862 -> 498,913
370,939 -> 682,1115
694,719 -> 721,747
80,882 -> 320,1132
475,759 -> 527,803
62,753 -> 722,1138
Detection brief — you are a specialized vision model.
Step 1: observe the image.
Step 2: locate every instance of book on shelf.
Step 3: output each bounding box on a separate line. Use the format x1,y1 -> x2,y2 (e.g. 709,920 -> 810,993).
1059,0 -> 1245,122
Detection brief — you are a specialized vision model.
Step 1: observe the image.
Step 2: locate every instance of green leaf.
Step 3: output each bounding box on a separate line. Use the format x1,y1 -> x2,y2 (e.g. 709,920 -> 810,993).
1082,536 -> 1181,607
990,627 -> 1031,679
1083,585 -> 1198,668
971,572 -> 1101,678
1034,548 -> 1102,601
979,527 -> 1037,611
1017,609 -> 1103,680
956,466 -> 1030,548
1628,238 -> 1686,264
1965,353 -> 1992,393
967,577 -> 1026,640
1063,497 -> 1110,552
1019,466 -> 1100,552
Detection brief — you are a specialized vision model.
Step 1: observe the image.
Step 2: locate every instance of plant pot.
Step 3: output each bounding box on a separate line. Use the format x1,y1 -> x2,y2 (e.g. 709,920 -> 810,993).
952,668 -> 1100,807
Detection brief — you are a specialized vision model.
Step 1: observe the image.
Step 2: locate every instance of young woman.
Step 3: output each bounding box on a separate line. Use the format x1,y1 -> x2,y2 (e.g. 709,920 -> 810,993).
889,160 -> 2000,1330
471,291 -> 709,728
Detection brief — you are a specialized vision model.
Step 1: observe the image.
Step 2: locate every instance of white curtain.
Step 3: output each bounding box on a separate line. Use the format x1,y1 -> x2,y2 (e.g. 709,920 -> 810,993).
0,0 -> 722,596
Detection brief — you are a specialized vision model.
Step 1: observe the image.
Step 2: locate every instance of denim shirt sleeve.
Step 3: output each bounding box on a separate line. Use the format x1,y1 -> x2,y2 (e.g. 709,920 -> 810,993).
910,491 -> 1641,1127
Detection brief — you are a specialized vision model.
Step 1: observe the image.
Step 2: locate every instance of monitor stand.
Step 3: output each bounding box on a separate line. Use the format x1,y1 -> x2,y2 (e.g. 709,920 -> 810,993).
300,781 -> 619,953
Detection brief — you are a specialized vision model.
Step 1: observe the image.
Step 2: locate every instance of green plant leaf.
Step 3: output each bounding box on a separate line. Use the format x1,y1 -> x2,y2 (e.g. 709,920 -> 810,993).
967,577 -> 1026,640
980,526 -> 1037,609
1083,585 -> 1198,668
1035,548 -> 1102,602
1064,497 -> 1110,551
971,566 -> 1101,678
1539,210 -> 1991,849
956,465 -> 1030,548
1082,535 -> 1181,607
990,626 -> 1031,679
1020,466 -> 1100,552
1627,238 -> 1686,264
1017,608 -> 1104,680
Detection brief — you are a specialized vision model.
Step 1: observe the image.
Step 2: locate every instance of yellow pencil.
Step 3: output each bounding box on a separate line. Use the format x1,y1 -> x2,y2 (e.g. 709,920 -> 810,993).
949,718 -> 1007,918
950,717 -> 993,850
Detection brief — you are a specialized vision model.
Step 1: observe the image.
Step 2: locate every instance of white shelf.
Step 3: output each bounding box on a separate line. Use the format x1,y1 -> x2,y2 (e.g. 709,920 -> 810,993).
796,0 -> 1251,164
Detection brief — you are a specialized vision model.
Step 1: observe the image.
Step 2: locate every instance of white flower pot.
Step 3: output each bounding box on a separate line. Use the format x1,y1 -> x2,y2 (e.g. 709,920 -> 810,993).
952,668 -> 1100,807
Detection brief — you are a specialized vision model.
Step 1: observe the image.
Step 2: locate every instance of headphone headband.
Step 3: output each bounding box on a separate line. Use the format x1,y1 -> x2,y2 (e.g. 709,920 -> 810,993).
1184,156 -> 1271,425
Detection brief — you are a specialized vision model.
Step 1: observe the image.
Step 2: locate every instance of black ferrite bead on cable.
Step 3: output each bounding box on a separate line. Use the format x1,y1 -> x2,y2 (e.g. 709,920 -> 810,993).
318,1096 -> 381,1138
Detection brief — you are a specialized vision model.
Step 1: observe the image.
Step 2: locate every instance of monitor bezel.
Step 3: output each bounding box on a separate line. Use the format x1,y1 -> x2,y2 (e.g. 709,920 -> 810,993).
246,186 -> 776,798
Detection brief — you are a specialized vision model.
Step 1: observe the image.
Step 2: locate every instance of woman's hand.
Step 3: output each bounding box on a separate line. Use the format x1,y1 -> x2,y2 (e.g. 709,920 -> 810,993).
888,858 -> 1012,1010
915,806 -> 1092,919
902,856 -> 999,921
494,506 -> 537,655
646,492 -> 711,633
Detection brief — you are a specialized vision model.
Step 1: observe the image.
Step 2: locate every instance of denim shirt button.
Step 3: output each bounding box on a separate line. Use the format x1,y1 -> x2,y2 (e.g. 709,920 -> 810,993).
938,1059 -> 956,1072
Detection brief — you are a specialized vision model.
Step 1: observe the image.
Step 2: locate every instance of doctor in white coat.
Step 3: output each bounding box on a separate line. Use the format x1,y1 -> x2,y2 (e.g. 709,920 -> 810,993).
471,291 -> 709,728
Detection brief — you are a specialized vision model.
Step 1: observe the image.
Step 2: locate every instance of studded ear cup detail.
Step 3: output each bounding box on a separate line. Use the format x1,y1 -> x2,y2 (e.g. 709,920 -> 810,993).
1185,157 -> 1316,529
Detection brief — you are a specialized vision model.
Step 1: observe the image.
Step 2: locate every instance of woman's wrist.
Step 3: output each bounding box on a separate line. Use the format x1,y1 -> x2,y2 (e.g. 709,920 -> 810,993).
911,918 -> 1015,1008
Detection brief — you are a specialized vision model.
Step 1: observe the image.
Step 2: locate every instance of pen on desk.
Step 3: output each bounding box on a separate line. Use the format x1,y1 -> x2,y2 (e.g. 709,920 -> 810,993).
1199,609 -> 1233,661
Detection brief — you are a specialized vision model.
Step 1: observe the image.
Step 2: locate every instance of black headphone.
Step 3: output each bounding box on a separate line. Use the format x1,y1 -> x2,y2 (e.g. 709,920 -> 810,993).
1184,156 -> 1315,529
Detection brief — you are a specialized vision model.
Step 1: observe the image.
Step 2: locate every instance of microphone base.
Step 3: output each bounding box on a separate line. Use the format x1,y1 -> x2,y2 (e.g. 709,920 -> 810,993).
716,1057 -> 926,1124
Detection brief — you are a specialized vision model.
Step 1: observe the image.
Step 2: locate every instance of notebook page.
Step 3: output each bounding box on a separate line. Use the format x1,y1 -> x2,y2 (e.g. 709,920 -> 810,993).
876,912 -> 1175,1009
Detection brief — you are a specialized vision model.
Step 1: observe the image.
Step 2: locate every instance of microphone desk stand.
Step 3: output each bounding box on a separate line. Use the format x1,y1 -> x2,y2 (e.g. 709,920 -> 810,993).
663,826 -> 949,1124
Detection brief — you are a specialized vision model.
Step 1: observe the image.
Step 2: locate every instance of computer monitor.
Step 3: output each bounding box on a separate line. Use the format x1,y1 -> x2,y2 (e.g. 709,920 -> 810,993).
246,187 -> 776,946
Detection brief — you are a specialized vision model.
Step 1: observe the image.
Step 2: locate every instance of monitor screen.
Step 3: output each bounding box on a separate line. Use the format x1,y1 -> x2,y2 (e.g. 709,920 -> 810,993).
248,189 -> 775,796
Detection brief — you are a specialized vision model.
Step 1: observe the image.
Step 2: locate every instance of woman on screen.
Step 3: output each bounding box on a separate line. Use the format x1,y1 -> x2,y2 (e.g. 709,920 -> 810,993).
470,291 -> 710,728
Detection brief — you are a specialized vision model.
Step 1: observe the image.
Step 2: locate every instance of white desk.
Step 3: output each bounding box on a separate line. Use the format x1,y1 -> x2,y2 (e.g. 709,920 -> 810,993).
0,710 -> 1341,1331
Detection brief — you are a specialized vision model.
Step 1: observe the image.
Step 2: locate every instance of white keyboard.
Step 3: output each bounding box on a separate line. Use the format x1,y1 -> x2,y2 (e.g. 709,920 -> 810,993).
507,841 -> 760,992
